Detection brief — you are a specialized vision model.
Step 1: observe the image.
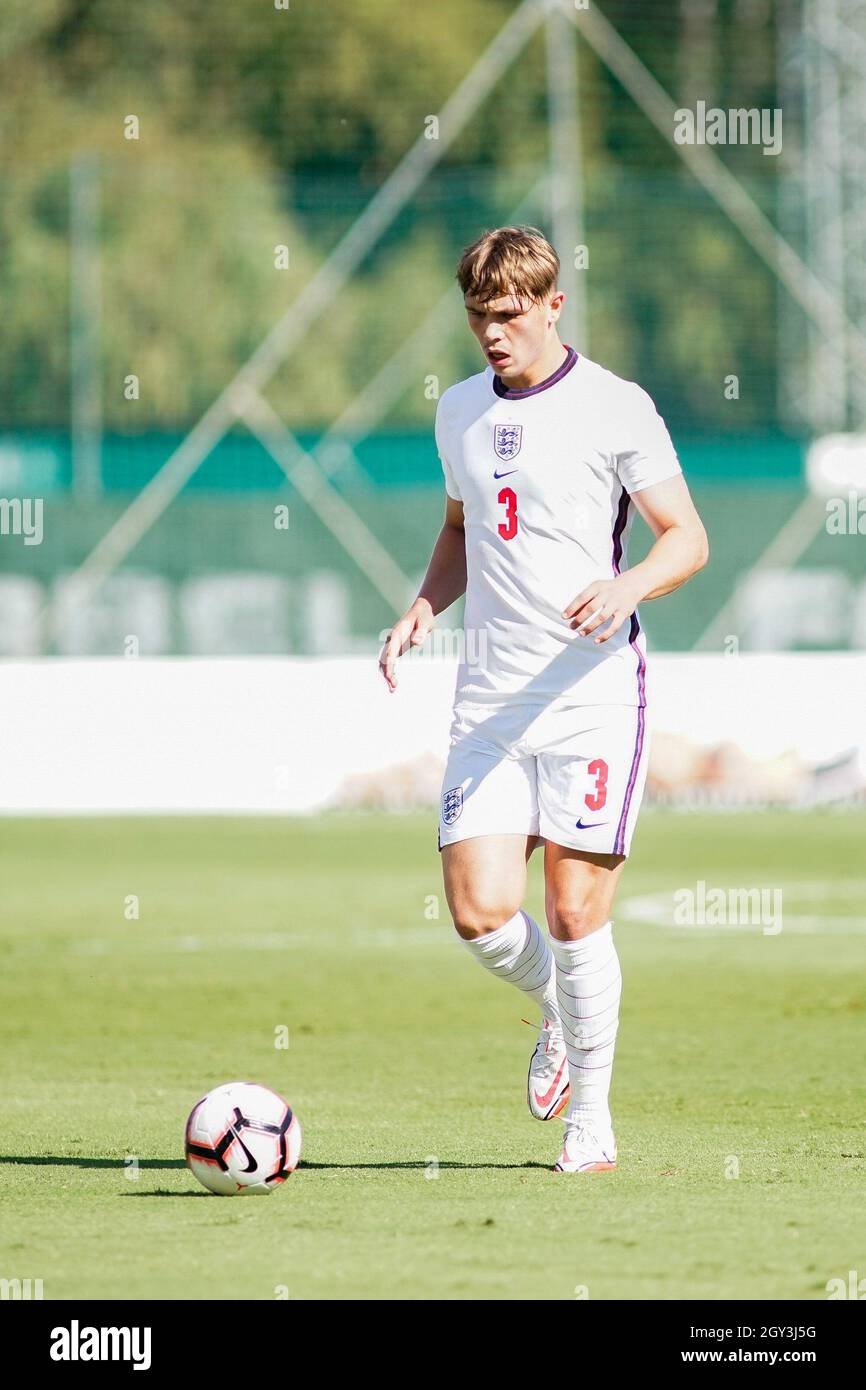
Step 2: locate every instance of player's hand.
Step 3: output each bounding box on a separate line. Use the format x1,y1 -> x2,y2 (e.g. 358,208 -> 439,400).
562,575 -> 644,644
378,600 -> 435,691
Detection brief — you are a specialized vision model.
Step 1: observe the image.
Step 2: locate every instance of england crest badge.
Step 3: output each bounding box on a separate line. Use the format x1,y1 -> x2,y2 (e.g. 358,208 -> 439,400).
442,786 -> 463,825
494,423 -> 522,460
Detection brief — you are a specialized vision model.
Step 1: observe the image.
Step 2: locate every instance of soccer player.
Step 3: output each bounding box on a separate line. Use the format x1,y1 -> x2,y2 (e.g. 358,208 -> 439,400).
378,227 -> 708,1172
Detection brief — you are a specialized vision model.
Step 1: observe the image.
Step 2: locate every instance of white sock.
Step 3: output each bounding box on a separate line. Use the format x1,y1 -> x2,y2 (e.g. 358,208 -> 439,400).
550,922 -> 621,1130
460,909 -> 560,1029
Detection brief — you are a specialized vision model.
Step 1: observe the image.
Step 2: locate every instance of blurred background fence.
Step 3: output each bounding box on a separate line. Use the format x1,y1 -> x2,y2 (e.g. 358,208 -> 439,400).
1,0 -> 864,659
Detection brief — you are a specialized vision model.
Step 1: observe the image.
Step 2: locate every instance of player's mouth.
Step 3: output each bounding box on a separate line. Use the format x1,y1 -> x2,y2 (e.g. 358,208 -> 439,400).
486,349 -> 511,367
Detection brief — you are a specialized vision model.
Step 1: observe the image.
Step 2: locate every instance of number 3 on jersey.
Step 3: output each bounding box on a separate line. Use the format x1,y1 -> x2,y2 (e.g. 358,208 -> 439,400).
498,485 -> 518,540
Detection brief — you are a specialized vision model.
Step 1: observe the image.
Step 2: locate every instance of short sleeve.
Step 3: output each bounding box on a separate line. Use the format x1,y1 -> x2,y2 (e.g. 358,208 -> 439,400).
614,386 -> 682,493
435,396 -> 462,501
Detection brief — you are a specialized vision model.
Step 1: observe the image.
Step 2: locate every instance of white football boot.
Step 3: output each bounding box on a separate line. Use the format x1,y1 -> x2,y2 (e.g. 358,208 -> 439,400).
554,1116 -> 617,1173
527,1017 -> 571,1120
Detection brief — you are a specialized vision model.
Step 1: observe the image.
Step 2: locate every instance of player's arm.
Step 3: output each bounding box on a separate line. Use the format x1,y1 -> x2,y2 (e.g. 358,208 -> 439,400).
563,474 -> 708,644
378,494 -> 467,691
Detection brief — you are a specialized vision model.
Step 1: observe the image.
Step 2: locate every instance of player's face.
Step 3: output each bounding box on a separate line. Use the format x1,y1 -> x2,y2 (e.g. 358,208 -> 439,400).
464,289 -> 562,380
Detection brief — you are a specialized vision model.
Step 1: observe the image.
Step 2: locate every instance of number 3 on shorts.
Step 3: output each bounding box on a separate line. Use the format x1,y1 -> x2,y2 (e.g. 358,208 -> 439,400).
585,757 -> 609,811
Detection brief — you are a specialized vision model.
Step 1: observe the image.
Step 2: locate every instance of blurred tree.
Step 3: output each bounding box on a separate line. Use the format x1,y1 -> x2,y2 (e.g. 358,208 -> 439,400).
0,0 -> 784,437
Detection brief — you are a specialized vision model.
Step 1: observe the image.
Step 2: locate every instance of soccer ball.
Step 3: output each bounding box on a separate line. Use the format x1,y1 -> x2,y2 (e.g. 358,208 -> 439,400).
184,1081 -> 302,1195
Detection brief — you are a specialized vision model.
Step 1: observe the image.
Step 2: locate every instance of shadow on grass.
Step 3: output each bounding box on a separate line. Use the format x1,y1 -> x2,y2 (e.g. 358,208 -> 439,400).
298,1160 -> 549,1171
0,1155 -> 186,1169
125,1189 -> 211,1197
1,1156 -> 549,1175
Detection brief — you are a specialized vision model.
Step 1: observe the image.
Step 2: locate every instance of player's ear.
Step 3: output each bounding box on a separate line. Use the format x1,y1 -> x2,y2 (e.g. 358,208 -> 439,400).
548,290 -> 565,324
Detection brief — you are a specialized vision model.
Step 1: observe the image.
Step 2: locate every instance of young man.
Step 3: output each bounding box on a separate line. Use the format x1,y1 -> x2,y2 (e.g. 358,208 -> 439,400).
378,226 -> 708,1173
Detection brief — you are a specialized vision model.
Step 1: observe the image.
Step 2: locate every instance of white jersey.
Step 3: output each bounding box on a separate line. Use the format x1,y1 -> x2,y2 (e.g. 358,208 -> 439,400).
434,347 -> 682,710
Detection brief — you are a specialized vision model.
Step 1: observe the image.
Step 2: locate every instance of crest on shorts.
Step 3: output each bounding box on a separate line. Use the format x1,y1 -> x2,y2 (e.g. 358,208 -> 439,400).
494,423 -> 522,460
442,786 -> 463,825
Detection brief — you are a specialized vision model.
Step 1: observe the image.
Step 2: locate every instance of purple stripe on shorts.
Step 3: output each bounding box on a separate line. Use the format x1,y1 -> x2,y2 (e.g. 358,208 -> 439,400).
611,486 -> 647,854
615,694 -> 645,855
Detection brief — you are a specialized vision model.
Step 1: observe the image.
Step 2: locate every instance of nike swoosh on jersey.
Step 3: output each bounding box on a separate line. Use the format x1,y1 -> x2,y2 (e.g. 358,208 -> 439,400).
574,818 -> 608,830
493,468 -> 518,478
533,1056 -> 568,1110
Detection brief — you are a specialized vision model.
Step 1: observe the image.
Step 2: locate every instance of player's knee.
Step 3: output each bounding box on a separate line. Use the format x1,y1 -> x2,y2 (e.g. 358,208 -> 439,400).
548,900 -> 599,941
451,897 -> 523,941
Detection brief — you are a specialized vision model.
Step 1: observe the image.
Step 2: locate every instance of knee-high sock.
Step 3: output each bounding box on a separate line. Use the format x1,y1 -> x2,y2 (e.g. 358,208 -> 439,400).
460,909 -> 560,1029
550,922 -> 621,1126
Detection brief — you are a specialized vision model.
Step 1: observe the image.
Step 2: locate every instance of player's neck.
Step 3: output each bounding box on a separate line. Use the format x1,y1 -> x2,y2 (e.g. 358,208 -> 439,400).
502,337 -> 568,392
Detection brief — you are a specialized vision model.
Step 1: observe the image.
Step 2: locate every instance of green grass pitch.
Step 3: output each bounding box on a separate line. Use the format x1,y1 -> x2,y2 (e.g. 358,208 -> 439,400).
1,810 -> 864,1301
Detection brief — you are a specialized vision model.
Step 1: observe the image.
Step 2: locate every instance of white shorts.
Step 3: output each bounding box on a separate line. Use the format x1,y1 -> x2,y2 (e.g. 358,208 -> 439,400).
437,701 -> 650,858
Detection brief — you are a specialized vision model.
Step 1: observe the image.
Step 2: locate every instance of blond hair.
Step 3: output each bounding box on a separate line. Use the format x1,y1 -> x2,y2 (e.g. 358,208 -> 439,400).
456,225 -> 559,304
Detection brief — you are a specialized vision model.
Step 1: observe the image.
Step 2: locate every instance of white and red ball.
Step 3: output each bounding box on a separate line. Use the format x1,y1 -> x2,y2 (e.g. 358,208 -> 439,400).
185,1082 -> 302,1195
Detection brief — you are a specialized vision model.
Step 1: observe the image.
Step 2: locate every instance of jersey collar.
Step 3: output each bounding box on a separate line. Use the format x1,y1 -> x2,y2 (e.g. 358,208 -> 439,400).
491,343 -> 578,400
